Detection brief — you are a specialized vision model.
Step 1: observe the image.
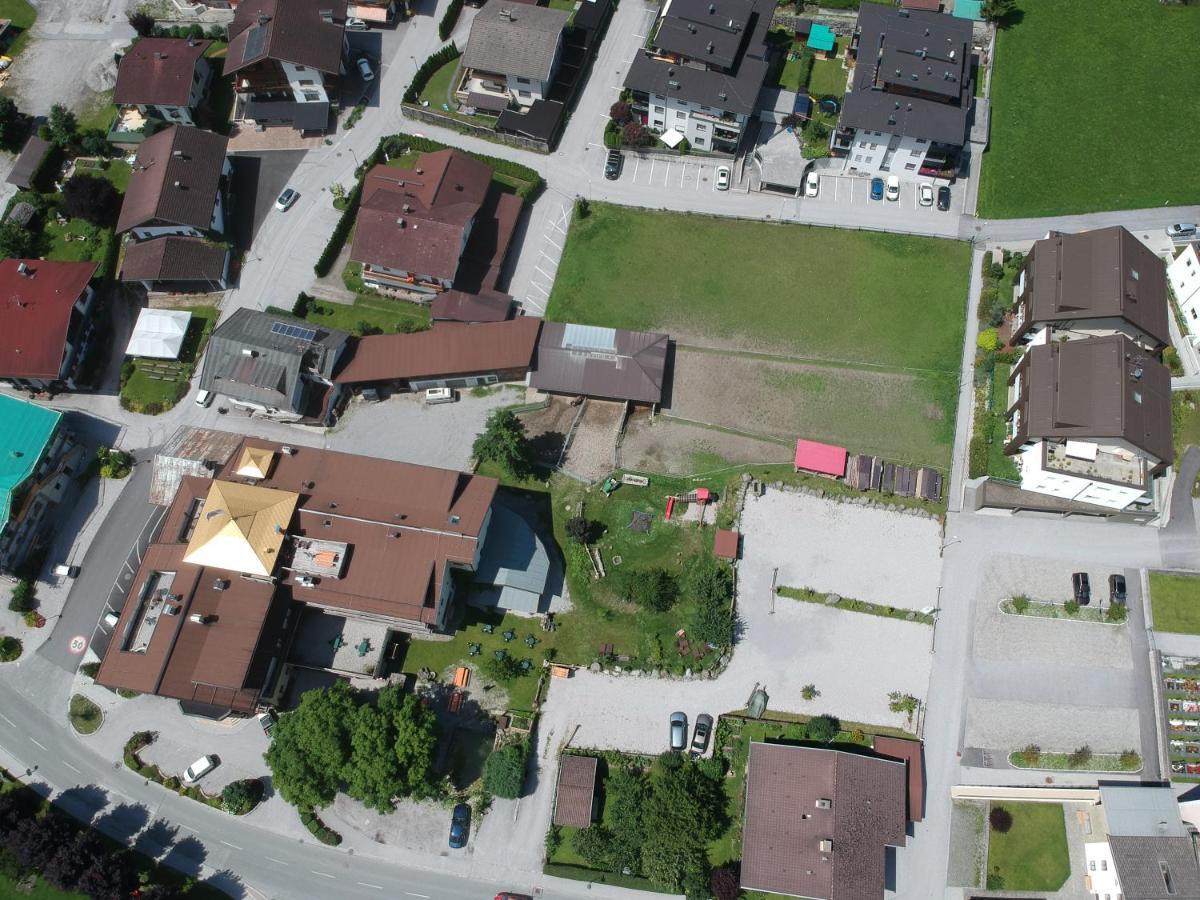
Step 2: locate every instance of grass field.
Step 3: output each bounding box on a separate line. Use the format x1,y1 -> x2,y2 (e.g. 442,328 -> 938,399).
1173,391 -> 1200,464
43,216 -> 113,267
75,90 -> 115,133
68,694 -> 101,734
1150,572 -> 1200,636
419,58 -> 458,108
978,0 -> 1200,217
985,802 -> 1069,891
548,204 -> 970,370
808,52 -> 846,99
0,0 -> 37,57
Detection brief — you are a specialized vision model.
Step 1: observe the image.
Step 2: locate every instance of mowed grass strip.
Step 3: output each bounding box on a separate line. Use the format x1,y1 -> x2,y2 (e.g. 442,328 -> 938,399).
547,203 -> 969,370
986,802 -> 1070,892
979,0 -> 1200,217
1150,572 -> 1200,635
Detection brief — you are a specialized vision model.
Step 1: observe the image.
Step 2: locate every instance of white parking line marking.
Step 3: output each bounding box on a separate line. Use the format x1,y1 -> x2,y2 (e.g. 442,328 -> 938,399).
648,158 -> 656,184
265,856 -> 287,865
631,156 -> 640,181
357,883 -> 383,891
29,738 -> 47,751
404,893 -> 430,899
63,762 -> 80,774
220,840 -> 243,851
679,164 -> 686,188
311,871 -> 336,879
0,713 -> 13,727
179,824 -> 198,833
546,235 -> 562,251
535,265 -> 554,280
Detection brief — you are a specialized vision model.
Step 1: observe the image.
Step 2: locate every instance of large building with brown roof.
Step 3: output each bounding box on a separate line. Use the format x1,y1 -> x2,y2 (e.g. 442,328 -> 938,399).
740,742 -> 908,900
96,434 -> 500,716
113,38 -> 213,128
530,322 -> 669,405
226,0 -> 349,133
350,149 -> 522,298
1012,226 -> 1171,352
0,259 -> 99,391
1004,333 -> 1172,511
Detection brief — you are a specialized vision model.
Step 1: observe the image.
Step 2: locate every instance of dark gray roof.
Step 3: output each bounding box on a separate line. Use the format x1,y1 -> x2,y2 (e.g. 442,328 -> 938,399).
1109,836 -> 1200,900
6,136 -> 50,190
120,236 -> 229,284
1101,784 -> 1189,838
463,3 -> 569,82
531,322 -> 668,404
840,4 -> 973,145
242,97 -> 331,132
200,308 -> 348,412
654,0 -> 758,71
496,99 -> 565,141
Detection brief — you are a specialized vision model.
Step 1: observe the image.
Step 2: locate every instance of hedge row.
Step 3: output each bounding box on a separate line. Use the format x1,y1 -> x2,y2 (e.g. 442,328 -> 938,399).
379,133 -> 544,200
122,731 -> 223,811
299,807 -> 343,846
438,0 -> 464,41
404,43 -> 460,104
313,145 -> 385,276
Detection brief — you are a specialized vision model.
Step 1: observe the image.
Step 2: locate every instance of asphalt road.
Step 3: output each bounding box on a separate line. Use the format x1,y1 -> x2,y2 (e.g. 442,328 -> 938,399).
229,151 -> 308,253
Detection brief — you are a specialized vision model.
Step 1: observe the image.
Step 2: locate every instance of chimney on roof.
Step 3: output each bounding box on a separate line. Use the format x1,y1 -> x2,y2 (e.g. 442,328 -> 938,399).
16,261 -> 28,275
819,839 -> 833,852
189,613 -> 213,625
687,22 -> 696,32
172,149 -> 185,158
948,49 -> 956,60
498,6 -> 512,19
707,41 -> 714,52
319,8 -> 333,23
153,51 -> 162,60
708,2 -> 715,11
397,217 -> 406,227
173,180 -> 183,188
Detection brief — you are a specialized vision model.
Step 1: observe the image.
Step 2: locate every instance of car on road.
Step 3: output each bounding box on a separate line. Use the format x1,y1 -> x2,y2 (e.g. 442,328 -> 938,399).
604,149 -> 623,180
1072,572 -> 1091,605
870,177 -> 884,201
1167,223 -> 1198,239
183,755 -> 218,783
345,16 -> 368,29
448,802 -> 471,849
715,165 -> 731,191
669,711 -> 688,750
885,175 -> 900,202
275,187 -> 299,211
257,711 -> 276,736
690,713 -> 713,755
918,183 -> 934,207
1109,574 -> 1127,605
356,57 -> 374,81
804,170 -> 819,198
937,185 -> 952,211
194,389 -> 213,408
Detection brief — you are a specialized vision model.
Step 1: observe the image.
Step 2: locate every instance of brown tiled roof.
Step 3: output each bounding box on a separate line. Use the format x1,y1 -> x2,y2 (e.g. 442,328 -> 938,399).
114,38 -> 211,107
871,736 -> 924,822
117,125 -> 228,235
120,236 -> 229,283
96,436 -> 499,708
334,317 -> 542,385
713,529 -> 739,560
0,259 -> 97,380
351,150 -> 495,281
430,290 -> 513,323
530,322 -> 668,404
740,743 -> 907,900
553,755 -> 598,828
227,0 -> 349,75
1021,334 -> 1173,464
1023,226 -> 1171,348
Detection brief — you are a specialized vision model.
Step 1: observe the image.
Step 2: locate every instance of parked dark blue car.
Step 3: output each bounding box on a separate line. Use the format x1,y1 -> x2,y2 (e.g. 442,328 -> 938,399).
870,177 -> 885,201
448,803 -> 471,849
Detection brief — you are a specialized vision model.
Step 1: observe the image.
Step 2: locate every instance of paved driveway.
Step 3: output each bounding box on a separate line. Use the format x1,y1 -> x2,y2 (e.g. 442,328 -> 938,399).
801,169 -> 968,217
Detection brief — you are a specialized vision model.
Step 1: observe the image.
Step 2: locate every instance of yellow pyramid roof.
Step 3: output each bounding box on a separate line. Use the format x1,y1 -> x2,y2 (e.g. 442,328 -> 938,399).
235,446 -> 276,480
183,480 -> 299,576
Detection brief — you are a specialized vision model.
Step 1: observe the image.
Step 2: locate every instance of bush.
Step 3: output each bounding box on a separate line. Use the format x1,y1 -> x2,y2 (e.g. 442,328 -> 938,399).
1165,346 -> 1184,376
976,328 -> 1001,352
1064,599 -> 1080,615
989,806 -> 1013,833
622,121 -> 651,147
79,661 -> 101,679
8,579 -> 34,613
222,779 -> 262,815
801,684 -> 819,700
1119,749 -> 1141,770
438,0 -> 464,41
1068,745 -> 1093,768
609,101 -> 632,124
473,408 -> 535,478
1106,602 -> 1128,623
483,741 -> 527,798
62,175 -> 120,226
1011,594 -> 1030,613
805,714 -> 839,743
1017,744 -> 1041,766
404,44 -> 461,104
616,567 -> 678,612
0,636 -> 22,662
566,515 -> 596,544
96,446 -> 133,479
482,653 -> 524,682
292,292 -> 312,317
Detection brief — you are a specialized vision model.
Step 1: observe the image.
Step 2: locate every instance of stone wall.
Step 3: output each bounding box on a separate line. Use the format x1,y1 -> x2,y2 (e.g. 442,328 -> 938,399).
400,105 -> 550,154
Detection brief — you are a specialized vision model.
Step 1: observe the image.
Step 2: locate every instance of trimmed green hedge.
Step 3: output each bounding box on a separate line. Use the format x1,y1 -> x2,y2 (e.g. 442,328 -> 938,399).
313,146 -> 384,276
404,43 -> 460,104
438,0 -> 464,41
543,863 -> 669,893
299,807 -> 343,845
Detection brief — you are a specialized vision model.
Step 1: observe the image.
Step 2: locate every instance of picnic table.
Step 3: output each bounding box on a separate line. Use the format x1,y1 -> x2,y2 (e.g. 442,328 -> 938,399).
502,629 -> 515,642
481,623 -> 494,634
356,638 -> 371,657
494,649 -> 508,660
524,634 -> 538,648
329,633 -> 346,650
468,643 -> 482,656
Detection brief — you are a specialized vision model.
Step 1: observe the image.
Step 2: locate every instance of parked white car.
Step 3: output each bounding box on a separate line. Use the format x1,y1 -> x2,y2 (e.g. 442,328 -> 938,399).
804,171 -> 819,198
183,755 -> 218,783
194,389 -> 213,408
885,175 -> 900,202
918,183 -> 934,207
715,166 -> 731,191
424,387 -> 457,405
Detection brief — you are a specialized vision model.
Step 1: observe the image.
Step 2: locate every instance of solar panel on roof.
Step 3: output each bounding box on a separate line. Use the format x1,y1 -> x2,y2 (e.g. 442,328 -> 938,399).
561,323 -> 617,353
271,321 -> 317,342
244,23 -> 268,62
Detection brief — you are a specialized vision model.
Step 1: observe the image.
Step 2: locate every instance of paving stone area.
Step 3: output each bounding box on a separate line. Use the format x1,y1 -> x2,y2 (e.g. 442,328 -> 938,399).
964,698 -> 1140,754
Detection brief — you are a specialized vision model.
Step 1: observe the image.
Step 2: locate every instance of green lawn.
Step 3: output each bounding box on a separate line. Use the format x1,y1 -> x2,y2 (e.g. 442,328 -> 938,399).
985,802 -> 1070,892
68,694 -> 102,734
978,0 -> 1200,217
0,0 -> 37,57
547,203 -> 970,371
419,57 -> 461,110
984,362 -> 1019,479
43,216 -> 113,267
76,90 -> 115,133
1173,391 -> 1200,465
304,284 -> 432,335
1150,572 -> 1200,635
776,50 -> 808,93
120,305 -> 218,414
807,51 -> 845,98
73,158 -> 131,192
0,868 -> 87,900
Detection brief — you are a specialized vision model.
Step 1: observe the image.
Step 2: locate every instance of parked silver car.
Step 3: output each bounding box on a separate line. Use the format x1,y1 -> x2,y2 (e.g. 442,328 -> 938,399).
669,711 -> 688,751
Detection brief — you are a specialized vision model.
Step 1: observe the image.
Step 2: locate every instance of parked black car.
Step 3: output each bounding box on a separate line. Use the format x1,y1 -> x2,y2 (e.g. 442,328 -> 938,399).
1072,572 -> 1091,605
604,149 -> 623,180
1109,574 -> 1127,605
937,185 -> 952,211
448,802 -> 471,849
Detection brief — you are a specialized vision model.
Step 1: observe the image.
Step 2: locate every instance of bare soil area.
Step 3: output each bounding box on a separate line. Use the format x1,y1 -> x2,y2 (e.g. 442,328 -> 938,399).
519,396 -> 579,466
559,399 -> 624,482
620,412 -> 791,475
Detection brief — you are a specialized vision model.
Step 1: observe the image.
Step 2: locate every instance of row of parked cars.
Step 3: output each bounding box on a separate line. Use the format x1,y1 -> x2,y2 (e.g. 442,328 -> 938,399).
1071,572 -> 1127,606
669,711 -> 713,754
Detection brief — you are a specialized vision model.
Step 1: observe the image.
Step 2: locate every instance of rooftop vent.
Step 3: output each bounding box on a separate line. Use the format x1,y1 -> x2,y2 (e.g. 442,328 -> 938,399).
815,798 -> 832,810
173,180 -> 183,188
819,839 -> 833,853
668,79 -> 680,88
319,8 -> 333,23
172,150 -> 184,158
153,51 -> 163,60
241,348 -> 256,357
189,613 -> 213,625
718,91 -> 727,100
16,262 -> 28,275
498,6 -> 512,18
708,2 -> 715,11
687,22 -> 696,32
707,41 -> 714,52
924,28 -> 930,36
213,579 -> 230,591
303,480 -> 315,489
281,446 -> 296,455
323,519 -> 332,527
898,7 -> 909,15
948,49 -> 956,60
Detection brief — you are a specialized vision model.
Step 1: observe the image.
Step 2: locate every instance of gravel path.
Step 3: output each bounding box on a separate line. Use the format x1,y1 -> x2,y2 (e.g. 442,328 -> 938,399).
560,399 -> 623,482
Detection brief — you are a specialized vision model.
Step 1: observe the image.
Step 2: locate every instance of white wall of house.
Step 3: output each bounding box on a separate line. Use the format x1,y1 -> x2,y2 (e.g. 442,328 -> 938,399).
505,74 -> 550,107
282,60 -> 329,104
1021,316 -> 1163,352
1083,841 -> 1121,898
1017,440 -> 1150,511
646,92 -> 746,151
1170,244 -> 1200,326
845,130 -> 932,177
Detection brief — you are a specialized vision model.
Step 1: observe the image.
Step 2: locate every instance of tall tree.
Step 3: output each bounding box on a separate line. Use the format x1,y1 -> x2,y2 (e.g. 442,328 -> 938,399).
46,104 -> 77,148
0,95 -> 27,152
128,10 -> 156,36
346,702 -> 403,812
43,830 -> 105,891
472,408 -> 534,478
385,688 -> 439,797
7,814 -> 76,869
62,175 -> 120,226
263,681 -> 357,809
0,220 -> 37,258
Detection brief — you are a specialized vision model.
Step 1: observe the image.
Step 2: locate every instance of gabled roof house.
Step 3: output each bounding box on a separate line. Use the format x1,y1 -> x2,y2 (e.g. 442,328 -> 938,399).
460,3 -> 570,111
0,259 -> 99,391
530,322 -> 669,404
113,38 -> 213,128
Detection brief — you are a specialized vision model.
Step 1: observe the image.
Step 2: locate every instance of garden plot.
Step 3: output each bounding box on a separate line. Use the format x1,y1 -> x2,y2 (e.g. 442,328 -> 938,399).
619,413 -> 792,475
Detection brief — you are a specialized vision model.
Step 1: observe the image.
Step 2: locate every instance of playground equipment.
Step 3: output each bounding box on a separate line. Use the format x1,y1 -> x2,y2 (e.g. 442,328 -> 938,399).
664,487 -> 712,521
601,477 -> 618,496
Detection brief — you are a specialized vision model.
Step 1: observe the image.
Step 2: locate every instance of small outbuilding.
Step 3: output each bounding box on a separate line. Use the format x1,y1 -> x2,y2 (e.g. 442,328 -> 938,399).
125,308 -> 192,359
553,754 -> 598,828
793,438 -> 847,478
714,529 -> 740,561
807,23 -> 836,57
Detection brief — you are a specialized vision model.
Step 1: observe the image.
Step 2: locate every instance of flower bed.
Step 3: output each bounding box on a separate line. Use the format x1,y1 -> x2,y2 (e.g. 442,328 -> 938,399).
778,585 -> 934,625
1008,749 -> 1141,773
999,597 -> 1126,624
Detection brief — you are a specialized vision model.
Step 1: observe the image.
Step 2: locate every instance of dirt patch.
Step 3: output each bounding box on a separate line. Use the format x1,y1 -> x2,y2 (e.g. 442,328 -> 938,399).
620,413 -> 791,475
560,399 -> 624,482
519,396 -> 579,466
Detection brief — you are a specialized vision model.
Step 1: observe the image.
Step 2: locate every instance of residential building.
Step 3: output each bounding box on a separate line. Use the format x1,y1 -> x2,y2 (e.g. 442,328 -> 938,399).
334,316 -> 541,391
112,38 -> 213,136
1004,333 -> 1172,511
225,0 -> 349,133
1084,783 -> 1200,900
1169,242 -> 1200,331
120,235 -> 231,293
349,149 -> 521,297
0,395 -> 84,573
1012,227 -> 1171,353
836,5 -> 973,178
459,3 -> 569,110
95,434 -> 500,716
0,259 -> 99,392
740,742 -> 908,899
199,309 -> 350,423
624,0 -> 772,154
530,322 -> 669,405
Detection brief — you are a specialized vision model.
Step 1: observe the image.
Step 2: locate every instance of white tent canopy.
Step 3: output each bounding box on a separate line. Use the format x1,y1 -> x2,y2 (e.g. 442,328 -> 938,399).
126,308 -> 192,359
659,128 -> 685,149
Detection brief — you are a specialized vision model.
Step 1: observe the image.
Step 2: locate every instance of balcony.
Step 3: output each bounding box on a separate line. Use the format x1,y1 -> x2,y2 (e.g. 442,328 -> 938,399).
362,267 -> 445,294
1044,441 -> 1148,488
692,107 -> 739,127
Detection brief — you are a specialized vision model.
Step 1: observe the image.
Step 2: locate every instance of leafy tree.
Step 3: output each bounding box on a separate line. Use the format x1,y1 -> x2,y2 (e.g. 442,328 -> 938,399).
346,702 -> 403,812
78,129 -> 112,158
63,175 -> 120,226
711,864 -> 740,900
221,779 -> 260,814
0,220 -> 37,258
128,10 -> 156,36
622,121 -> 651,147
75,851 -> 137,899
686,559 -> 734,646
989,806 -> 1013,833
47,104 -> 77,148
642,840 -> 709,894
0,95 -> 27,151
44,830 -> 105,891
609,101 -> 632,124
805,714 -> 839,743
565,515 -> 596,544
380,686 -> 438,798
801,683 -> 819,701
482,653 -> 523,682
483,741 -> 526,798
7,579 -> 34,613
616,567 -> 678,612
981,0 -> 1017,23
0,636 -> 21,662
472,408 -> 534,479
601,766 -> 647,873
263,681 -> 357,809
572,825 -> 622,871
8,813 -> 76,869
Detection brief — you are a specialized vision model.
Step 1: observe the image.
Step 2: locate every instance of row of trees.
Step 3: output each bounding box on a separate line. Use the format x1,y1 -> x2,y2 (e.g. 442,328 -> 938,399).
263,681 -> 439,813
609,557 -> 736,647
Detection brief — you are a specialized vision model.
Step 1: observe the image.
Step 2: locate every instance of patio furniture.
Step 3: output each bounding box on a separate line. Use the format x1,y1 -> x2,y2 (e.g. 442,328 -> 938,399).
453,666 -> 471,688
519,659 -> 532,673
481,623 -> 494,634
468,643 -> 482,656
599,642 -> 614,657
494,649 -> 508,660
330,633 -> 346,650
356,638 -> 371,657
502,629 -> 515,642
524,634 -> 538,648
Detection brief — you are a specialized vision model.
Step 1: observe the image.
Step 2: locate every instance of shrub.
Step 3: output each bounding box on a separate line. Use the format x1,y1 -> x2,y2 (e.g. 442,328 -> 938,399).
1011,594 -> 1030,613
622,121 -> 651,147
1064,599 -> 1080,615
616,567 -> 678,612
805,714 -> 839,743
565,515 -> 596,544
609,101 -> 632,124
222,779 -> 261,815
8,579 -> 34,613
438,0 -> 464,40
483,741 -> 527,798
989,806 -> 1013,833
482,653 -> 524,682
976,328 -> 1001,352
1165,346 -> 1184,376
79,661 -> 101,679
0,636 -> 22,662
1106,602 -> 1128,623
1119,749 -> 1141,770
292,292 -> 312,317
801,684 -> 819,700
404,44 -> 461,104
1068,745 -> 1093,768
887,691 -> 919,723
63,175 -> 120,227
1017,744 -> 1041,766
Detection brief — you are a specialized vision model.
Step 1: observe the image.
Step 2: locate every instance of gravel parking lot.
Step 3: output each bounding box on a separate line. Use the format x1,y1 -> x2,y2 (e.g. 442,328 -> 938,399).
964,698 -> 1141,753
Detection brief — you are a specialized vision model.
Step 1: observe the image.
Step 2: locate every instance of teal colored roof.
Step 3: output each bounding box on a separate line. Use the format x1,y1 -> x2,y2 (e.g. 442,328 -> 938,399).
953,0 -> 983,20
0,394 -> 62,531
808,23 -> 836,52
